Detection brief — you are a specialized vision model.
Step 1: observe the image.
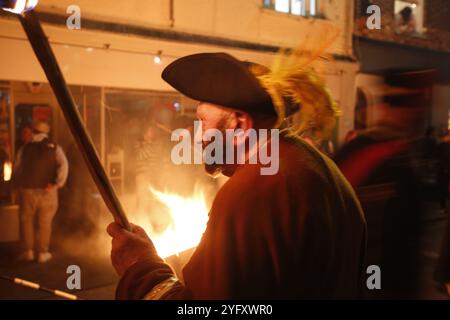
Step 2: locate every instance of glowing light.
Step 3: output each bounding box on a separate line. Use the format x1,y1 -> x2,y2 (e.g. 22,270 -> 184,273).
153,50 -> 162,64
275,0 -> 289,13
3,0 -> 25,13
26,0 -> 37,10
310,0 -> 316,16
133,186 -> 209,258
291,0 -> 304,15
3,161 -> 12,181
2,0 -> 38,14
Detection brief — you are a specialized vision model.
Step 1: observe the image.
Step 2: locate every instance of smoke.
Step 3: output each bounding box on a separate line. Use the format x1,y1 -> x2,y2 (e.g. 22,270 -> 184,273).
56,117 -> 224,273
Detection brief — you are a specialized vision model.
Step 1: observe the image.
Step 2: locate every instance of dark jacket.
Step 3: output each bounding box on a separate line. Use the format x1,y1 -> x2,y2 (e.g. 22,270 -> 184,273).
15,138 -> 57,189
116,136 -> 367,299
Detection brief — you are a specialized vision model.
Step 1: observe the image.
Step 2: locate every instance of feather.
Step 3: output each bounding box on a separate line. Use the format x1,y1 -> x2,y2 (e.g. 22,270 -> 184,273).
251,20 -> 341,143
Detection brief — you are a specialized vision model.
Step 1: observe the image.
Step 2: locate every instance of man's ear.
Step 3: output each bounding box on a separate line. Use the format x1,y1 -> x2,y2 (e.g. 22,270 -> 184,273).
234,111 -> 253,131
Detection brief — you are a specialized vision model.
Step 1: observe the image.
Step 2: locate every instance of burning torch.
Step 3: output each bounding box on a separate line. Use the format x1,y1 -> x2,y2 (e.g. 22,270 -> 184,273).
0,1 -> 131,230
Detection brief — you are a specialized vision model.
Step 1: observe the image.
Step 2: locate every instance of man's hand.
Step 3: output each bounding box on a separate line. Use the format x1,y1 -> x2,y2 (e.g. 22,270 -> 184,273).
107,222 -> 159,277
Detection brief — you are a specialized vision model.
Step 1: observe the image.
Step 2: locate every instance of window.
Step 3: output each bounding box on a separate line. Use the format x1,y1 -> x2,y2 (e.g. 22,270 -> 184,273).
291,0 -> 305,15
263,0 -> 319,17
394,0 -> 426,35
275,0 -> 290,13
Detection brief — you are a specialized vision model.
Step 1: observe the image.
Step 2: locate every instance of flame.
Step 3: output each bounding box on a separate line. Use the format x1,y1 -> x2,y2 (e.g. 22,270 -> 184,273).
136,186 -> 209,258
3,161 -> 12,181
3,0 -> 38,14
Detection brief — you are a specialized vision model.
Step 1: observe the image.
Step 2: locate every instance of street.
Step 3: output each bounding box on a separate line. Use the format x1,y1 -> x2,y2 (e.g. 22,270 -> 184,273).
0,200 -> 448,300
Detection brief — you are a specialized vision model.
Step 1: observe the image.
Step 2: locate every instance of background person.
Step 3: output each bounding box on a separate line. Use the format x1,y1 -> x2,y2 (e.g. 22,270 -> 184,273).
13,121 -> 68,263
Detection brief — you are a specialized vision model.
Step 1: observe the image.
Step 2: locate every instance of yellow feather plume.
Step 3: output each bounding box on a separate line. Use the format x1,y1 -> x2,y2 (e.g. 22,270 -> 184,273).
252,20 -> 341,143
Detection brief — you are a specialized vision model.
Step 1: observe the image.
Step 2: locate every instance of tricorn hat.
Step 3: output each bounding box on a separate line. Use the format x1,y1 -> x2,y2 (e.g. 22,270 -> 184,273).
161,52 -> 277,116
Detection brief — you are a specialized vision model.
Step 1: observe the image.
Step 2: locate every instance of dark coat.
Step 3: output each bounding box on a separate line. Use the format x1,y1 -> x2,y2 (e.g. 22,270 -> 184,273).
116,136 -> 366,299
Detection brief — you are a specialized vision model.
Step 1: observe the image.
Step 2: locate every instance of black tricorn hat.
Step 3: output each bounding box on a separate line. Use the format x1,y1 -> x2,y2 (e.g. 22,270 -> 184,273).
161,52 -> 277,116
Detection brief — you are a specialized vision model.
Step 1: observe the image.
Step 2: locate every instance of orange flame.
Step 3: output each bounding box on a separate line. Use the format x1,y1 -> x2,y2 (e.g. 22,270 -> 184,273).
136,186 -> 209,258
3,161 -> 12,182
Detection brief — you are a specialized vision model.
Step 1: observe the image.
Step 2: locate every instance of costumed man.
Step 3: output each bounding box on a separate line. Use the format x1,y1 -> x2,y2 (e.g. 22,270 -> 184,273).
13,121 -> 68,263
107,28 -> 367,299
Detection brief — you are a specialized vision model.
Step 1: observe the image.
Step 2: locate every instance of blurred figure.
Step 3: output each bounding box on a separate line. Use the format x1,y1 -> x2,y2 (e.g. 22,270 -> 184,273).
344,129 -> 359,144
16,125 -> 33,152
436,130 -> 449,214
335,69 -> 435,299
417,127 -> 439,197
434,130 -> 450,295
13,121 -> 68,263
134,125 -> 170,233
422,127 -> 437,158
20,125 -> 33,144
395,6 -> 417,34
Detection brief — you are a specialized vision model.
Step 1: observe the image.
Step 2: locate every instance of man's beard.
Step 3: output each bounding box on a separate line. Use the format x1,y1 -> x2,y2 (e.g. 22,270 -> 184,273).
204,161 -> 223,178
202,119 -> 230,178
203,139 -> 226,178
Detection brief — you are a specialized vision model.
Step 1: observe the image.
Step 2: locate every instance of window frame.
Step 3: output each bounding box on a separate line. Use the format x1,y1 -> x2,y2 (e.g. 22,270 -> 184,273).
393,0 -> 428,38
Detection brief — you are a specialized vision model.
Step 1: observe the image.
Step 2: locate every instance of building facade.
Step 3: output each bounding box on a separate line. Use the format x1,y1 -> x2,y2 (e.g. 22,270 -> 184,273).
0,0 -> 361,243
354,0 -> 450,133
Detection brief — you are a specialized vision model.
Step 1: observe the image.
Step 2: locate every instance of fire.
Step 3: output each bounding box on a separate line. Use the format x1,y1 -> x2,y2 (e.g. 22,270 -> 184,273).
3,161 -> 12,182
144,186 -> 209,258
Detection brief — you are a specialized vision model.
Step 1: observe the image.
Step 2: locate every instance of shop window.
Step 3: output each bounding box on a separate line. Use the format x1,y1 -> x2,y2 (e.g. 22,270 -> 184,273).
0,88 -> 12,204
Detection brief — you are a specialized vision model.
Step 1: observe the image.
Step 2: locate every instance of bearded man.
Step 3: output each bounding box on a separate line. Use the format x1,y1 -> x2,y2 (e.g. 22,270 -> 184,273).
107,53 -> 366,299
